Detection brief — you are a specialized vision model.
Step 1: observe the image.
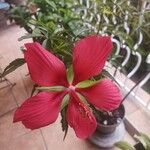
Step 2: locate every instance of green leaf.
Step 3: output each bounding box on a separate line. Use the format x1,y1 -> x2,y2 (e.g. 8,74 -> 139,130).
75,80 -> 99,88
115,141 -> 135,150
18,28 -> 45,41
1,58 -> 25,77
67,65 -> 74,83
77,93 -> 89,105
61,94 -> 69,111
42,38 -> 51,50
110,54 -> 123,61
45,0 -> 57,10
60,105 -> 68,140
36,86 -> 65,92
31,84 -> 38,97
135,133 -> 150,150
135,135 -> 147,149
42,39 -> 48,48
18,34 -> 34,41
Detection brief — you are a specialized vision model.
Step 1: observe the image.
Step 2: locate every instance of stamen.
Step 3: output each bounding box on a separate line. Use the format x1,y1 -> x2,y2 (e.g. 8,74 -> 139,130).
78,102 -> 93,121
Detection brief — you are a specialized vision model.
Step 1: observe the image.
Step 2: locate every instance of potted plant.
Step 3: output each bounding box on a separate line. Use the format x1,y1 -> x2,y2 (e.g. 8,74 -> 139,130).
89,104 -> 125,148
1,1 -> 127,145
115,132 -> 150,150
10,35 -> 123,147
1,0 -> 148,148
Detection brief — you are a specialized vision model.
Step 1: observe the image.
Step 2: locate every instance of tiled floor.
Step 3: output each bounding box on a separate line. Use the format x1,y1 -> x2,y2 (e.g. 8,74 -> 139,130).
0,25 -> 135,150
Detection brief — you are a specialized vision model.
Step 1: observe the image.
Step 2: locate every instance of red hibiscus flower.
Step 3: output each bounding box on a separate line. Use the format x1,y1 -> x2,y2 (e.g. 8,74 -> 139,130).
13,35 -> 122,139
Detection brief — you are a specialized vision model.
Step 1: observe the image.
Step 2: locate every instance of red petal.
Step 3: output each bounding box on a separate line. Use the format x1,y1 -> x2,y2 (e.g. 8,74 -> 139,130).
77,79 -> 122,111
25,42 -> 68,86
67,91 -> 97,139
13,92 -> 66,129
72,35 -> 113,85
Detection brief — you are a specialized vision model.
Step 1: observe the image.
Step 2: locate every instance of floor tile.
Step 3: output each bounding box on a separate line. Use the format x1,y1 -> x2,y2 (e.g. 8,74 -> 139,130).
42,117 -> 116,150
0,87 -> 17,116
0,110 -> 30,148
126,109 -> 150,134
0,110 -> 46,150
123,99 -> 139,116
123,131 -> 136,145
3,130 -> 46,150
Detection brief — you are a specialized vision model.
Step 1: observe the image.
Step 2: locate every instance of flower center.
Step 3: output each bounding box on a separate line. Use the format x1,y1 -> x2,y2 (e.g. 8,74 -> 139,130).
68,85 -> 75,91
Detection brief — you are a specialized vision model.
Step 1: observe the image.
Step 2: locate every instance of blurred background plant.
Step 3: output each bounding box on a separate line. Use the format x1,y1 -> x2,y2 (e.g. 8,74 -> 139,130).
2,0 -> 149,92
115,132 -> 150,150
8,0 -> 86,66
2,0 -> 149,75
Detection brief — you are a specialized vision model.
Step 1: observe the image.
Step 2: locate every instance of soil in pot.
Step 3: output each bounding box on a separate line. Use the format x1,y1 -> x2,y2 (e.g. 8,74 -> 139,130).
89,105 -> 125,148
93,104 -> 125,126
95,105 -> 125,134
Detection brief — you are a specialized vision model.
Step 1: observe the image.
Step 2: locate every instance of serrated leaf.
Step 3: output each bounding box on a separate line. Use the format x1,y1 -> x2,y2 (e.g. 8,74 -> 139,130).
75,80 -> 99,88
115,141 -> 135,150
60,106 -> 68,140
1,58 -> 25,77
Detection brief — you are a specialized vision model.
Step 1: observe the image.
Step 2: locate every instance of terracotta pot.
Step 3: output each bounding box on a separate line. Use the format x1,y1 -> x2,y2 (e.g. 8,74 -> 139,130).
89,105 -> 125,148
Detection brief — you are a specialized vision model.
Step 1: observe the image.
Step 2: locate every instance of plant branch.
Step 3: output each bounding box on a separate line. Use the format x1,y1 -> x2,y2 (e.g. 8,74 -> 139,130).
120,72 -> 148,105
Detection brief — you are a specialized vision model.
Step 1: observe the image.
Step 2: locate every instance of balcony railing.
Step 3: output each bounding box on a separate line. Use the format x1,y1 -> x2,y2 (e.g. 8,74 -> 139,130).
78,0 -> 150,112
0,0 -> 149,113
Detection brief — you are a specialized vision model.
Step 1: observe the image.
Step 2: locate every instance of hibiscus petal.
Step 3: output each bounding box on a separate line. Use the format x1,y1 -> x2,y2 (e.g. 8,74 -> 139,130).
72,35 -> 113,85
25,42 -> 68,86
14,92 -> 66,129
67,91 -> 97,139
77,79 -> 122,111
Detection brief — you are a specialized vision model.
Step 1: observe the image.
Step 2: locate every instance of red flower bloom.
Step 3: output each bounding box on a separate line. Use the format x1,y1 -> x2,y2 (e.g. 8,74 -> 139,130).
13,35 -> 122,139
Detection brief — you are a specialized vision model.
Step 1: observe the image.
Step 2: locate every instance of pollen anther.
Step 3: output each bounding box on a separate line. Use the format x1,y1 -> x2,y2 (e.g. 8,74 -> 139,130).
78,102 -> 92,120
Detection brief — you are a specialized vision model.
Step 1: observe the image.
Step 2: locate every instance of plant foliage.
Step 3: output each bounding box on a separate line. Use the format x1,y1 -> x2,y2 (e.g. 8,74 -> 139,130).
115,132 -> 150,150
4,0 -> 149,76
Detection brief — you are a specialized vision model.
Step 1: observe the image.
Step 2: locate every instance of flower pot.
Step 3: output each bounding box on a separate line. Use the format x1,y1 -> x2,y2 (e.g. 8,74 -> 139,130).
89,105 -> 125,148
134,142 -> 145,150
97,121 -> 120,134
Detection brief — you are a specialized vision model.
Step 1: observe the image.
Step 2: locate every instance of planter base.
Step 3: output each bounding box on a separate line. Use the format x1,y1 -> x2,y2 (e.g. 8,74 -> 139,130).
89,122 -> 125,148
